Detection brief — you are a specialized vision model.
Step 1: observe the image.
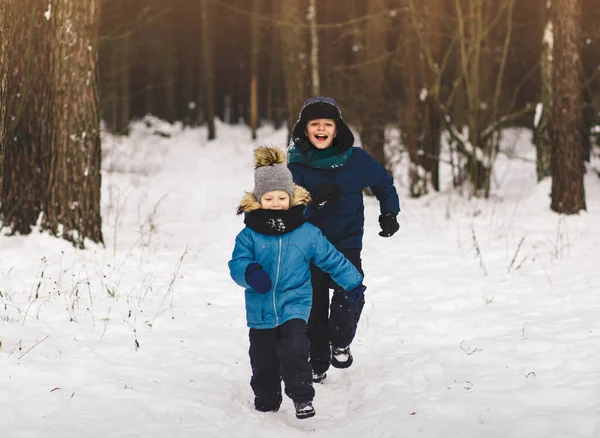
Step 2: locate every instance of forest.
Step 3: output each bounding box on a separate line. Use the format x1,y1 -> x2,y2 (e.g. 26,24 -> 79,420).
0,0 -> 599,247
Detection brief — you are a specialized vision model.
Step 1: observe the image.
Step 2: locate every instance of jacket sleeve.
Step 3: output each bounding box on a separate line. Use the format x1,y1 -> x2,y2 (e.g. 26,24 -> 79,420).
288,163 -> 305,188
360,148 -> 401,215
228,229 -> 255,289
311,228 -> 363,291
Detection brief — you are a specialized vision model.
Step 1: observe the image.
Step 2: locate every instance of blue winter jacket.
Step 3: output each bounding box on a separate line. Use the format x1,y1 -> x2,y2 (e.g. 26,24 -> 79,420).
288,147 -> 400,249
229,187 -> 363,329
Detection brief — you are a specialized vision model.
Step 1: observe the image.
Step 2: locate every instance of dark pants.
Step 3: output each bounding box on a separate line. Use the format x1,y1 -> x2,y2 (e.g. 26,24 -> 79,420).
248,318 -> 314,411
308,248 -> 365,375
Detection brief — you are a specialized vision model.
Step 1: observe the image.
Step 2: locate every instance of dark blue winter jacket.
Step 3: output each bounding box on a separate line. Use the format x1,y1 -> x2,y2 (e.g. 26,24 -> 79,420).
288,96 -> 400,249
288,147 -> 400,249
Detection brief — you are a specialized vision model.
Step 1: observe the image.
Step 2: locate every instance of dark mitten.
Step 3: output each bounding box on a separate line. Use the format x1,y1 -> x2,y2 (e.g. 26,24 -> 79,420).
378,212 -> 399,237
345,284 -> 366,303
245,263 -> 272,293
311,182 -> 342,209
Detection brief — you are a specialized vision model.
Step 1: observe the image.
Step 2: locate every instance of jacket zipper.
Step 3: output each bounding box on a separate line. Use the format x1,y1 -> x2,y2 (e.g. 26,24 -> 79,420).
272,236 -> 282,325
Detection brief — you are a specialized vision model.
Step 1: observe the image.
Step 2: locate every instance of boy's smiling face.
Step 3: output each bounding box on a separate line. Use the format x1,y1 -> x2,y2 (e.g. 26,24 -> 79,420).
305,119 -> 336,149
260,190 -> 290,210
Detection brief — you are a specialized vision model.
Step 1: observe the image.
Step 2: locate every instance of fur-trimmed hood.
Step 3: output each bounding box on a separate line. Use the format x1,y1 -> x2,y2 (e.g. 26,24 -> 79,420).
290,97 -> 355,153
237,184 -> 311,214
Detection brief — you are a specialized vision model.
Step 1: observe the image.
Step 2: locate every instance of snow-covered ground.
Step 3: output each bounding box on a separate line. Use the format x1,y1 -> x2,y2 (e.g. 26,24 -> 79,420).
1,118 -> 599,438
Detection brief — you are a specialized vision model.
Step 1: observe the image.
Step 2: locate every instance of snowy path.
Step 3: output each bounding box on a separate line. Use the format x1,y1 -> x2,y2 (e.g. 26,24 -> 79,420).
1,122 -> 599,437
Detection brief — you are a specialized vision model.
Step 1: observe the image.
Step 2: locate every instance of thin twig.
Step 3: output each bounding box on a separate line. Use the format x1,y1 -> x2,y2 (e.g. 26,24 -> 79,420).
471,227 -> 488,275
18,335 -> 49,359
508,237 -> 525,273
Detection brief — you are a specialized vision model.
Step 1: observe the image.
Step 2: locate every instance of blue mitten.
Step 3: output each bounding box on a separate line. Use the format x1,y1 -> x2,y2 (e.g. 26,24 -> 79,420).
345,284 -> 366,303
245,263 -> 272,293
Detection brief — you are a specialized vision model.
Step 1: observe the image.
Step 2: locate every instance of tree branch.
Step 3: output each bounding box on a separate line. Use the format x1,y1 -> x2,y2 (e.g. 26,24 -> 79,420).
481,103 -> 535,142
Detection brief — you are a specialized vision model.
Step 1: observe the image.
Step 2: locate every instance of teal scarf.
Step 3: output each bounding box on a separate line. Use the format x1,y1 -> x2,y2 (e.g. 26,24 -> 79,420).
288,142 -> 352,169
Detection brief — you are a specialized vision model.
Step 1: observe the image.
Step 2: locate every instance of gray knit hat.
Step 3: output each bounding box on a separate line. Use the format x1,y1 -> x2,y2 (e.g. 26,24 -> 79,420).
253,146 -> 294,202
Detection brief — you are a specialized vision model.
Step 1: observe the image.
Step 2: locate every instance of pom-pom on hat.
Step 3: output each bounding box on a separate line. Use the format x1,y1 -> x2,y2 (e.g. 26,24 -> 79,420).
253,146 -> 295,202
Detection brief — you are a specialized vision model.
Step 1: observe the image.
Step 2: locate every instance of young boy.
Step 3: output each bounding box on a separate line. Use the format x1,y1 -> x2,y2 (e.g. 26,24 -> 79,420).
228,146 -> 365,420
287,97 -> 400,382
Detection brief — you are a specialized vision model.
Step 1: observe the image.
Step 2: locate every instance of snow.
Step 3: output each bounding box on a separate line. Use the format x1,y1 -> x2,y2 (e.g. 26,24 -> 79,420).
44,3 -> 51,21
543,21 -> 554,50
1,118 -> 600,438
534,103 -> 543,129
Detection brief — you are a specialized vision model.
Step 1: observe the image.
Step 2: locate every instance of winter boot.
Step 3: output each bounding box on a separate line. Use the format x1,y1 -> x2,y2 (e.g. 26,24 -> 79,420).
294,401 -> 315,419
331,346 -> 353,369
254,394 -> 282,413
255,404 -> 280,413
312,371 -> 327,383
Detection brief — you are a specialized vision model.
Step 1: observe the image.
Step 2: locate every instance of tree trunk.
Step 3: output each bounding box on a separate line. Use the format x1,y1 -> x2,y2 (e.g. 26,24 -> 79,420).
266,0 -> 284,130
280,0 -> 308,135
307,0 -> 320,96
164,8 -> 177,125
423,99 -> 442,191
117,23 -> 131,134
322,0 -> 349,104
451,0 -> 515,197
357,0 -> 387,167
462,0 -> 485,196
250,0 -> 260,139
181,0 -> 197,127
401,3 -> 426,197
200,0 -> 216,140
0,0 -> 12,197
43,0 -> 103,247
164,53 -> 176,124
536,16 -> 553,181
551,0 -> 586,213
145,64 -> 156,117
104,37 -> 119,133
582,102 -> 593,163
403,0 -> 444,196
419,0 -> 444,191
100,0 -> 131,135
1,0 -> 50,234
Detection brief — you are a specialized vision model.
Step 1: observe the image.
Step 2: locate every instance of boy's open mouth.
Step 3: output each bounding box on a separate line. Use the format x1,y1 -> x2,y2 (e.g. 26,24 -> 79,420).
315,134 -> 329,141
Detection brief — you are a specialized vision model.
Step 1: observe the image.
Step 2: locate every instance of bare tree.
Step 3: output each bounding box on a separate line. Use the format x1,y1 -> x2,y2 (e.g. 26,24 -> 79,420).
401,1 -> 424,195
280,0 -> 308,133
118,21 -> 132,134
100,0 -> 133,135
307,0 -> 320,96
43,0 -> 103,246
265,0 -> 285,129
0,0 -> 12,196
164,5 -> 177,124
411,0 -> 532,198
200,0 -> 216,139
250,0 -> 261,139
535,7 -> 553,182
551,0 -> 586,213
177,0 -> 199,126
1,0 -> 51,234
355,0 -> 388,167
402,0 -> 445,196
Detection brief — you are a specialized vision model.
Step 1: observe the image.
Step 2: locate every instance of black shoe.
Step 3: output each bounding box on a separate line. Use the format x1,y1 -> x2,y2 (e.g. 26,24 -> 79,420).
294,401 -> 315,419
331,346 -> 353,369
312,371 -> 327,383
